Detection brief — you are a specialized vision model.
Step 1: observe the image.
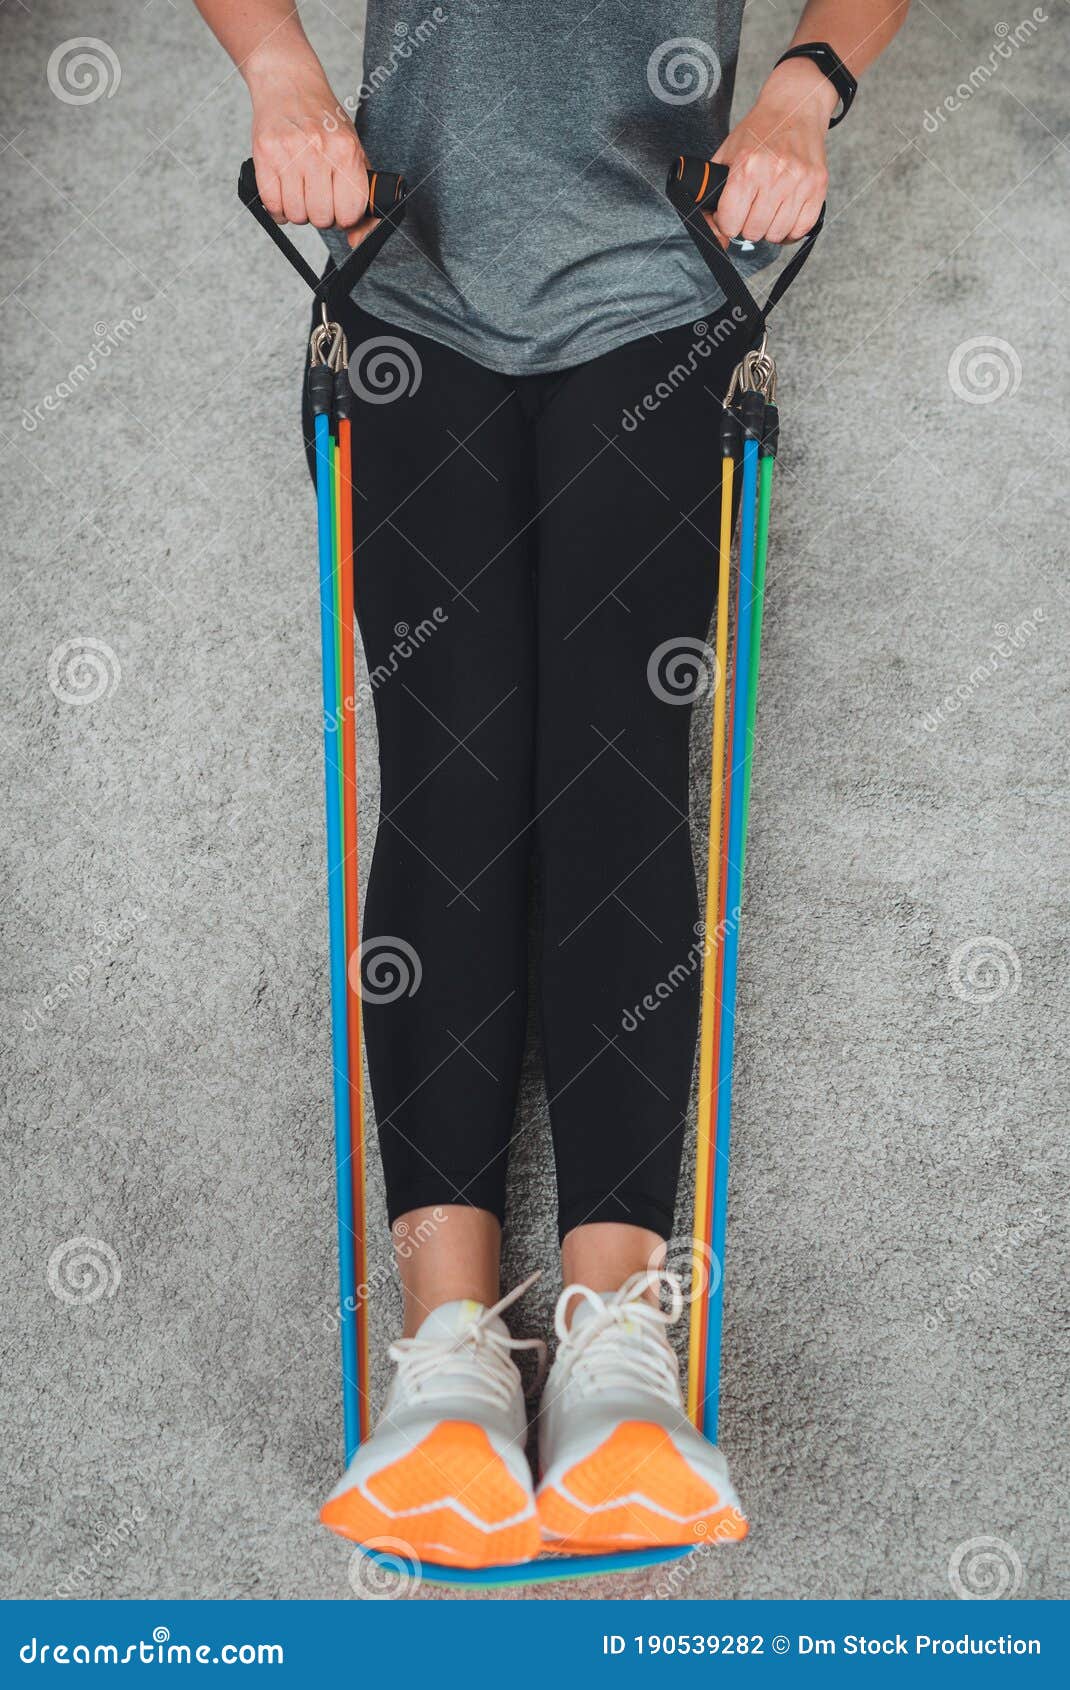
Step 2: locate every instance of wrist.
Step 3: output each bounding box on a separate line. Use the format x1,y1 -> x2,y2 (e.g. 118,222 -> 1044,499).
757,57 -> 839,126
242,40 -> 328,99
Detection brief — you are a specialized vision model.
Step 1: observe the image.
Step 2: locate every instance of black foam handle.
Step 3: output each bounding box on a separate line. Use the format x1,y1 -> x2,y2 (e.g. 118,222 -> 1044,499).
366,170 -> 405,218
237,158 -> 407,300
672,156 -> 731,214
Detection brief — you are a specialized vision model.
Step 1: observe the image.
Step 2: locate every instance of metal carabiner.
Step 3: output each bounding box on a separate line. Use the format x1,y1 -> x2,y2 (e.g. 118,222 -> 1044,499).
310,317 -> 347,371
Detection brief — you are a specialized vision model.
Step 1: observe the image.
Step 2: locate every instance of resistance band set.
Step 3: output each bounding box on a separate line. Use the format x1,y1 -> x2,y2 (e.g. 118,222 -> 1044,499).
239,149 -> 824,1588
664,155 -> 823,1445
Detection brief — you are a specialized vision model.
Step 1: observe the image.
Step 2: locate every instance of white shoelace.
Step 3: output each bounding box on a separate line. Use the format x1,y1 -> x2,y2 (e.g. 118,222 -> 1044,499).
551,1270 -> 685,1408
388,1273 -> 548,1411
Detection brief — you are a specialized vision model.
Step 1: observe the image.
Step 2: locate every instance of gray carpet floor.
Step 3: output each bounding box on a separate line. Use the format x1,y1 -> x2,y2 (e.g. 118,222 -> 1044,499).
2,1 -> 1067,1602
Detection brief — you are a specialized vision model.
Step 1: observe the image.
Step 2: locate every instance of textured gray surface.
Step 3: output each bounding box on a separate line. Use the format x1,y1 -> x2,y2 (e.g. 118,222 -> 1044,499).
2,0 -> 1067,1604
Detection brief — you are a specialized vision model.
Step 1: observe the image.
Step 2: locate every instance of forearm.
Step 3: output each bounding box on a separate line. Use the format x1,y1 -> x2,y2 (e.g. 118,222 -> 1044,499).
195,0 -> 370,232
787,0 -> 911,77
192,0 -> 324,92
709,1 -> 910,248
743,0 -> 912,136
754,0 -> 911,123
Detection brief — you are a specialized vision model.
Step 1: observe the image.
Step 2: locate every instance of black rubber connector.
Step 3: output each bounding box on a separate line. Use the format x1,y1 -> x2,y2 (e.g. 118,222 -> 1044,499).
760,403 -> 780,459
334,368 -> 353,420
740,388 -> 765,441
308,365 -> 334,417
720,406 -> 740,458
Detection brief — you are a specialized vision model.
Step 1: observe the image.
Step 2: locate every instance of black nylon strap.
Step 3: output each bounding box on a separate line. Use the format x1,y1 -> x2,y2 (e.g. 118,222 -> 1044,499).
237,158 -> 407,305
665,160 -> 763,344
238,159 -> 321,290
760,199 -> 825,317
665,156 -> 824,349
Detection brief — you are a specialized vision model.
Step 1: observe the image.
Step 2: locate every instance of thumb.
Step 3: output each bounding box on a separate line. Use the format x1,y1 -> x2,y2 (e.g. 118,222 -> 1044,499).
701,212 -> 731,251
345,218 -> 374,250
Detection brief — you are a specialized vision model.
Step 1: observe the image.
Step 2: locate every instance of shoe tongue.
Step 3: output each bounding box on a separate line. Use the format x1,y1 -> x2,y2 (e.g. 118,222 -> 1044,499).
568,1291 -> 646,1339
567,1297 -> 603,1334
416,1299 -> 506,1343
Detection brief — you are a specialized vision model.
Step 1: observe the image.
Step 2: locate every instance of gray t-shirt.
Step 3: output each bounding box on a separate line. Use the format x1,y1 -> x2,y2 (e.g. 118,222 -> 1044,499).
322,0 -> 773,374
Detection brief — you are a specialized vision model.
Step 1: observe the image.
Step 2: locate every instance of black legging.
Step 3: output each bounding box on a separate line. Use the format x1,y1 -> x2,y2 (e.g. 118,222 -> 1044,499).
303,296 -> 746,1241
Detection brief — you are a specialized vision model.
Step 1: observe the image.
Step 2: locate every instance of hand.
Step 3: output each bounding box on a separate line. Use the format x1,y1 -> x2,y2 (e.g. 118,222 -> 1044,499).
704,58 -> 834,248
247,57 -> 375,244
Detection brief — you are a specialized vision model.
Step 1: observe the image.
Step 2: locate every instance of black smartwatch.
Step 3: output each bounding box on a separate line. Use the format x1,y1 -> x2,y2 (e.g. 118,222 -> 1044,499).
773,41 -> 857,127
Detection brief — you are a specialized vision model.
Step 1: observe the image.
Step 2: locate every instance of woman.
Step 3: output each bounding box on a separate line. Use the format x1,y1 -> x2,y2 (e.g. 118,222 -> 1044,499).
198,0 -> 909,1568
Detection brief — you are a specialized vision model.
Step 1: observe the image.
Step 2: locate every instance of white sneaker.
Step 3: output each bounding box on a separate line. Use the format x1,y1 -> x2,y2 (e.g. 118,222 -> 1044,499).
321,1277 -> 545,1568
536,1271 -> 748,1552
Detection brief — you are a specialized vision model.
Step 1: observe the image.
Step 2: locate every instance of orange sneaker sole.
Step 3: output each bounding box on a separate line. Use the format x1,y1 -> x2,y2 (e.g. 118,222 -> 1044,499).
320,1420 -> 540,1570
538,1421 -> 748,1552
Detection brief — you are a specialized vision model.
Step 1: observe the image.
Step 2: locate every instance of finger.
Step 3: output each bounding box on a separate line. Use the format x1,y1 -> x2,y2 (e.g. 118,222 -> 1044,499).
700,210 -> 730,250
711,163 -> 760,240
279,160 -> 308,226
741,174 -> 789,244
787,193 -> 825,243
765,181 -> 806,246
345,216 -> 376,250
331,155 -> 366,230
254,165 -> 284,224
303,153 -> 335,229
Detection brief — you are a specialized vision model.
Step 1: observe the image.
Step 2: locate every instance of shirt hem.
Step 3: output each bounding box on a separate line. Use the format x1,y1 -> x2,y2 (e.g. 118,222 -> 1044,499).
346,288 -> 743,377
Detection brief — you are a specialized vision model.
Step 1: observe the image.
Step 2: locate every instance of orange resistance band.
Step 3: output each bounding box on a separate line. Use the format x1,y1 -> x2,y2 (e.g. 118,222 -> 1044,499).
337,416 -> 370,1442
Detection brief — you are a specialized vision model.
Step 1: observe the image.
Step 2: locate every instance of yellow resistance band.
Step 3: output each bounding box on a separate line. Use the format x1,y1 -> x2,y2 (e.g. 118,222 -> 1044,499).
687,448 -> 734,1427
